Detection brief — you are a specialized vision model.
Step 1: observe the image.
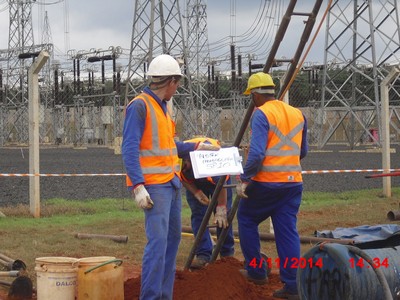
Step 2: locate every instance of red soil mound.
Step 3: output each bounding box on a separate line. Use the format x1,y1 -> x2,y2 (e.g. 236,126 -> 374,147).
124,257 -> 283,300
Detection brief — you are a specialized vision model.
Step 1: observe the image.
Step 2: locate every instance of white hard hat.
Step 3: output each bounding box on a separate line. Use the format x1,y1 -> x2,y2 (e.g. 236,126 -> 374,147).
147,54 -> 183,77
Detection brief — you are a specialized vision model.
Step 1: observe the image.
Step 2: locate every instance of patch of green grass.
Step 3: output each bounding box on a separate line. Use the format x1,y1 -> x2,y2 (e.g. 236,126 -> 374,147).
302,187 -> 400,207
1,189 -> 399,290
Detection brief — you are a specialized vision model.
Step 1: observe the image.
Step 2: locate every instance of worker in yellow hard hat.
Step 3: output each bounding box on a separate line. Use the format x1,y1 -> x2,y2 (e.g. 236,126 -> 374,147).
237,72 -> 308,299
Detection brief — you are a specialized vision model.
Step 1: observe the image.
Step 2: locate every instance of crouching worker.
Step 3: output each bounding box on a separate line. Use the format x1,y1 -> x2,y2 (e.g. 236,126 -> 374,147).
182,137 -> 235,269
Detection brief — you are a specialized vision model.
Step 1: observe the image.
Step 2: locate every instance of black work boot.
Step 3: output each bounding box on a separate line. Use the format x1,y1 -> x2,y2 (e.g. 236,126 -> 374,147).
272,285 -> 299,299
239,269 -> 268,285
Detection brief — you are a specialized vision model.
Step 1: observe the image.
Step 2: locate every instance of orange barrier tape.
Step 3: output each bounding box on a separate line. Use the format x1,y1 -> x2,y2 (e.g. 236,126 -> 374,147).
1,169 -> 400,177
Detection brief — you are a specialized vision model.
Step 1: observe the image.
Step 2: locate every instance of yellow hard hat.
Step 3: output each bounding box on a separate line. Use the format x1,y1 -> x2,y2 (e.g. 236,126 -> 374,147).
184,137 -> 220,147
243,72 -> 275,95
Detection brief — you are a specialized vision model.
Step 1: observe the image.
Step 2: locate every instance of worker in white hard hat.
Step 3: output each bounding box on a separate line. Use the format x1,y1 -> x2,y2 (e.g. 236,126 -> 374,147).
236,72 -> 308,299
122,54 -> 220,300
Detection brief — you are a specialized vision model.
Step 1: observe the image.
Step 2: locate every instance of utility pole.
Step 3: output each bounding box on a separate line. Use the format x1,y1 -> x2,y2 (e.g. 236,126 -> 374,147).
29,50 -> 49,218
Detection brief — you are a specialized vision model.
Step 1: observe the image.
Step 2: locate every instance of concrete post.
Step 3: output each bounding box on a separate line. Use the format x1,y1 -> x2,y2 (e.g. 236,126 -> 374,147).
380,66 -> 400,198
29,51 -> 49,218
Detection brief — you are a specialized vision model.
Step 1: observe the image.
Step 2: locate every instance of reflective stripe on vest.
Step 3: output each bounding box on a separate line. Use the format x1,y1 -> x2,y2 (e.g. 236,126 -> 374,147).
140,94 -> 180,175
260,122 -> 304,173
252,100 -> 304,183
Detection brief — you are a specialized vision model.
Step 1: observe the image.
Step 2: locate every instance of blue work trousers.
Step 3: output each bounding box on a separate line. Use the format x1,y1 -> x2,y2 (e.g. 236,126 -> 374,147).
237,182 -> 302,291
186,183 -> 235,261
140,183 -> 182,300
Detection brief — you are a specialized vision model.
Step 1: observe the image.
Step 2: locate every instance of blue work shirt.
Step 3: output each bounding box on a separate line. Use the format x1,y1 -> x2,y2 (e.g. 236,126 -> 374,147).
240,108 -> 308,188
122,87 -> 196,190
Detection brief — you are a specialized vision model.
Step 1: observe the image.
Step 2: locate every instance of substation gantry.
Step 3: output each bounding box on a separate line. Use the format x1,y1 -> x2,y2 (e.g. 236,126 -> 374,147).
315,0 -> 400,148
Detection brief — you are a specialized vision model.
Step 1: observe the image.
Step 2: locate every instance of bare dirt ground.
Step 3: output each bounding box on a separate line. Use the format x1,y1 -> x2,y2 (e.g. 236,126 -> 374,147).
1,144 -> 400,299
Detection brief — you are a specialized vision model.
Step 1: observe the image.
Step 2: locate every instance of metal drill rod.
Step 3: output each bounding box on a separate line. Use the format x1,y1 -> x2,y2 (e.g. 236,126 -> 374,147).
184,175 -> 227,270
0,271 -> 19,277
210,194 -> 241,262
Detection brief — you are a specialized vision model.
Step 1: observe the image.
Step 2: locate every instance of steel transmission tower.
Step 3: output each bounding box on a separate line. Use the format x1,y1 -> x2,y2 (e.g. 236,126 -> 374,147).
3,0 -> 37,143
316,0 -> 400,148
125,0 -> 199,140
41,10 -> 54,108
185,0 -> 218,139
6,0 -> 36,106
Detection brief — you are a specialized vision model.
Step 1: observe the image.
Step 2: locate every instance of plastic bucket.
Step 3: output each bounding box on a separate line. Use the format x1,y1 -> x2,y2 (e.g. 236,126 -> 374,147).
35,257 -> 78,300
77,256 -> 124,300
297,243 -> 400,299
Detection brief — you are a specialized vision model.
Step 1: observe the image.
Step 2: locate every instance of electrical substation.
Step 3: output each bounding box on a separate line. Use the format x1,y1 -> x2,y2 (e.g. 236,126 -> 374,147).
1,0 -> 400,149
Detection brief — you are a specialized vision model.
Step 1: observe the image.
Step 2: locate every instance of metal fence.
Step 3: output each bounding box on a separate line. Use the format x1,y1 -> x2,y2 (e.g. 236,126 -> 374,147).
1,74 -> 400,148
0,93 -> 123,147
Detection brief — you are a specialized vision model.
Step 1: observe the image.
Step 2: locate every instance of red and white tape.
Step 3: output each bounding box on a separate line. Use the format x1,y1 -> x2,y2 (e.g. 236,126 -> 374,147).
1,169 -> 400,177
302,168 -> 400,175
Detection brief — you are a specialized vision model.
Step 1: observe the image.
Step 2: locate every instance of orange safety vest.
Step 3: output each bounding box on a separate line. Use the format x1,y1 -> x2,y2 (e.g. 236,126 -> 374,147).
125,93 -> 181,186
252,100 -> 304,183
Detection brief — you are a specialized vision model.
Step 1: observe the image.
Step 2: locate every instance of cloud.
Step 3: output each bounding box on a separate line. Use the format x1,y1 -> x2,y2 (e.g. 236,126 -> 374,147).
0,0 -> 326,68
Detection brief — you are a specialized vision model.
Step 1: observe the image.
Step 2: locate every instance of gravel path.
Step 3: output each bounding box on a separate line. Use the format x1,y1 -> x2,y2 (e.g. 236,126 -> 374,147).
1,144 -> 400,205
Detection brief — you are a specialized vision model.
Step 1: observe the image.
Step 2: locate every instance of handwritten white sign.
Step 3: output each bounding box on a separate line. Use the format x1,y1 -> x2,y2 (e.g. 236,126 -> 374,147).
189,147 -> 243,179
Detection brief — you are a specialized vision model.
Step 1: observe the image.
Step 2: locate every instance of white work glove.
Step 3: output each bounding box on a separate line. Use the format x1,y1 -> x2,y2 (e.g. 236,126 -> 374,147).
214,205 -> 228,228
196,142 -> 220,151
132,184 -> 154,209
236,181 -> 249,199
194,190 -> 210,206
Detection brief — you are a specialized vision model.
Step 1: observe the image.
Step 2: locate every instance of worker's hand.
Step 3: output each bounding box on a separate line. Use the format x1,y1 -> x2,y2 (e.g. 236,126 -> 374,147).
236,181 -> 249,199
196,142 -> 220,151
214,205 -> 228,228
132,184 -> 154,209
194,190 -> 210,205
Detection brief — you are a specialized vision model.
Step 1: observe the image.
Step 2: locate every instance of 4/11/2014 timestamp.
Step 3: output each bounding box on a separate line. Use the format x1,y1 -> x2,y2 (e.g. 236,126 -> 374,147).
249,257 -> 323,269
349,257 -> 389,269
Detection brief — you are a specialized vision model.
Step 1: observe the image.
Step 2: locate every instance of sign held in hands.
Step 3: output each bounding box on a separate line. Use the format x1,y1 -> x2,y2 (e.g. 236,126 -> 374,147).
189,147 -> 243,179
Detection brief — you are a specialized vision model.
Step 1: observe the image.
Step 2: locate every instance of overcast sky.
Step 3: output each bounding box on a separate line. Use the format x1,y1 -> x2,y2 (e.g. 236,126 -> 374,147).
0,1 -> 327,66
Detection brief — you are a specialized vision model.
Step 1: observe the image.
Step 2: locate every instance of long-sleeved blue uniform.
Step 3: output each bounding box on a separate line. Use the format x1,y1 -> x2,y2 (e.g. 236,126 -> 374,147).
122,87 -> 196,300
237,107 -> 308,293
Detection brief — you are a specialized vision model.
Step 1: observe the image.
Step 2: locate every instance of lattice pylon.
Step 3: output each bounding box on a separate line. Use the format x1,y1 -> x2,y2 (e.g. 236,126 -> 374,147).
125,0 -> 192,99
6,0 -> 36,107
184,0 -> 214,139
124,0 -> 199,140
317,0 -> 400,148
